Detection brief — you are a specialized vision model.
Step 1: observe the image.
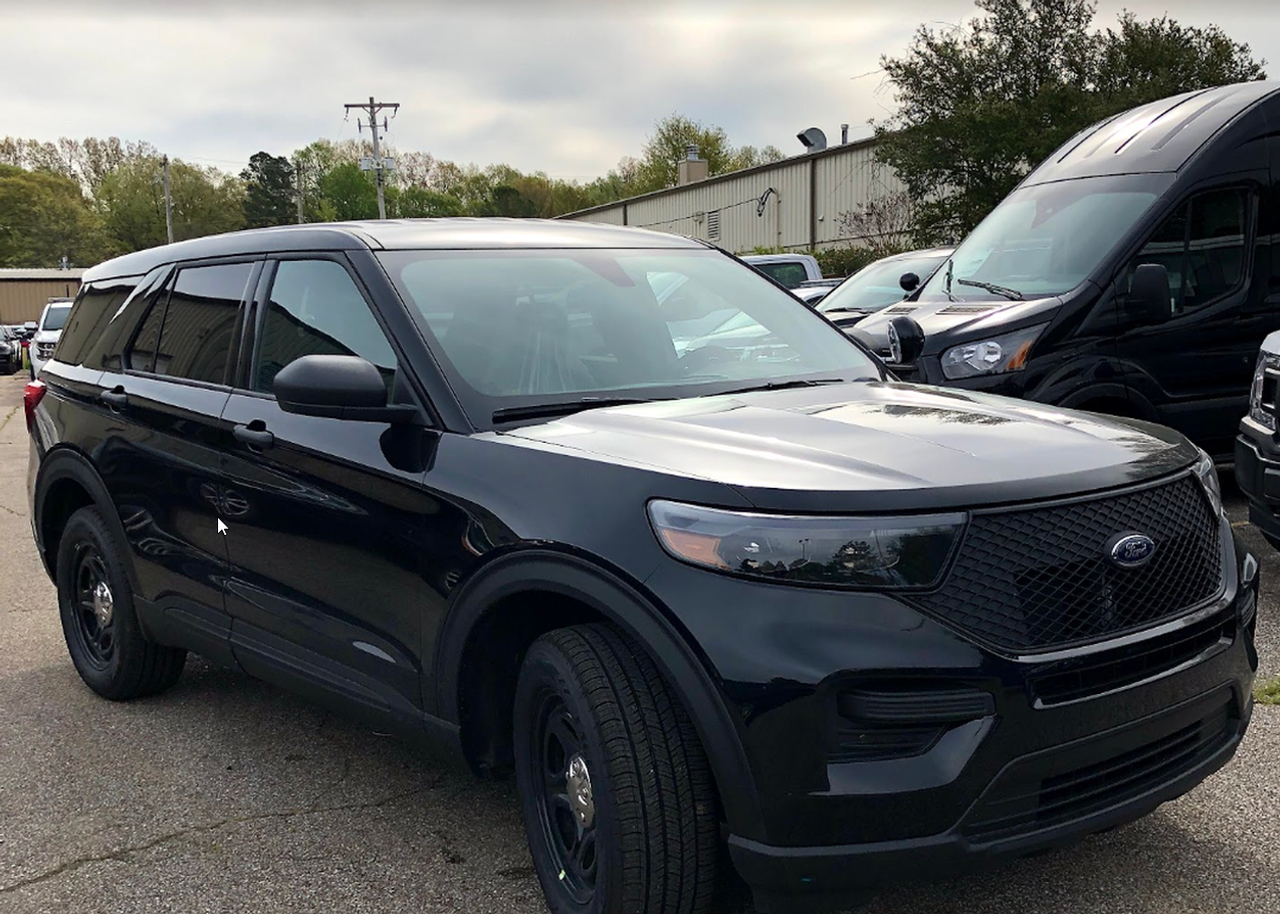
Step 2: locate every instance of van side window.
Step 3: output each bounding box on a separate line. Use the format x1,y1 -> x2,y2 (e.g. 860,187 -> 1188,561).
252,259 -> 397,397
1129,188 -> 1248,314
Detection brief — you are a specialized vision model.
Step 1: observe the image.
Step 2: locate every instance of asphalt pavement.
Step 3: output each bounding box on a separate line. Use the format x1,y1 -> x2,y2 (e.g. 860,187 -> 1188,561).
0,370 -> 1275,914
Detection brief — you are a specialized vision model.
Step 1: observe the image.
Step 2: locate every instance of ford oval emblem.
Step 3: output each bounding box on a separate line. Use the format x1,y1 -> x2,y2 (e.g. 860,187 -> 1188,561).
1108,533 -> 1156,569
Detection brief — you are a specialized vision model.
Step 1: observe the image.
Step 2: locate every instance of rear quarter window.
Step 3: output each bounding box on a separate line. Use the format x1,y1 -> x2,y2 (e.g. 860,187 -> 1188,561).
55,280 -> 140,367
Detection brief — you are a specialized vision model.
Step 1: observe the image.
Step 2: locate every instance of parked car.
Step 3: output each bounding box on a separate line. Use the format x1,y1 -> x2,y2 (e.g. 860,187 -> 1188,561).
29,298 -> 73,379
743,252 -> 823,289
28,219 -> 1256,914
1237,331 -> 1280,549
858,81 -> 1280,459
792,284 -> 834,307
818,247 -> 954,330
0,326 -> 23,374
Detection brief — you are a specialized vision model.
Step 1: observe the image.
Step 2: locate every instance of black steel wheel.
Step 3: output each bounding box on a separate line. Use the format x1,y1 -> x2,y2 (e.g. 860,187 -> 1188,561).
514,623 -> 717,914
56,506 -> 186,700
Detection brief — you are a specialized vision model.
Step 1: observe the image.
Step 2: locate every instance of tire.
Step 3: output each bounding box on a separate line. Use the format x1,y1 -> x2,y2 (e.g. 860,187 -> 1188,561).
514,623 -> 717,914
55,506 -> 186,700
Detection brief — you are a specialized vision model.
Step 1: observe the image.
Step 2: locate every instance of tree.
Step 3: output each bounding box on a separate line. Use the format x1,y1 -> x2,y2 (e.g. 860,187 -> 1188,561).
626,115 -> 785,195
0,164 -> 111,266
96,156 -> 245,251
317,162 -> 378,221
874,0 -> 1266,243
241,151 -> 295,227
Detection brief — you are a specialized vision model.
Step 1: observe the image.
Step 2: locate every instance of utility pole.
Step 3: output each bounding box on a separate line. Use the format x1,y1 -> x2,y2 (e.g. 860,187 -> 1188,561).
295,162 -> 305,224
344,96 -> 399,219
161,155 -> 174,244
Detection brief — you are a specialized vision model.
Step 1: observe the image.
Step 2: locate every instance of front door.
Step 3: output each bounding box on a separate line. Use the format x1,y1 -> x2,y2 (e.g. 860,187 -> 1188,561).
1116,184 -> 1278,456
219,255 -> 441,729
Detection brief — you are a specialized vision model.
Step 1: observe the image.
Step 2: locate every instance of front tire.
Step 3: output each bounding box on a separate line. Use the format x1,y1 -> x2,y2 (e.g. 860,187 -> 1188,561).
514,624 -> 717,914
56,506 -> 186,700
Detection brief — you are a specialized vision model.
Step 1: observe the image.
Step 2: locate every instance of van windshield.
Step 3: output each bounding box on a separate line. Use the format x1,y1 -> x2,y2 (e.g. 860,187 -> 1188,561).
918,173 -> 1174,301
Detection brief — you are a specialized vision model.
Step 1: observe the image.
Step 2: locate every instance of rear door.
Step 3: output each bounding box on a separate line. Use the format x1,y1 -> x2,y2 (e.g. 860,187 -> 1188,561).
92,259 -> 257,651
219,255 -> 440,729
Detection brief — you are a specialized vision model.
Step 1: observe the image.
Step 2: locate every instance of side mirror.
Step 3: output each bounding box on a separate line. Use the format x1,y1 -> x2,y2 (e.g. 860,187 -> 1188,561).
899,272 -> 921,293
1126,263 -> 1173,325
887,316 -> 926,364
273,354 -> 417,423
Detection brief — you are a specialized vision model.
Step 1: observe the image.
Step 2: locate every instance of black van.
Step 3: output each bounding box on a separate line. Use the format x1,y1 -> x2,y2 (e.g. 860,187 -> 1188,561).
856,81 -> 1280,459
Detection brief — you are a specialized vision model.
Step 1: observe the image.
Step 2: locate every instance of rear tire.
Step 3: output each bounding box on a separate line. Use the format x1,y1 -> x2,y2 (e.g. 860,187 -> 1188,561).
56,506 -> 186,700
514,623 -> 718,914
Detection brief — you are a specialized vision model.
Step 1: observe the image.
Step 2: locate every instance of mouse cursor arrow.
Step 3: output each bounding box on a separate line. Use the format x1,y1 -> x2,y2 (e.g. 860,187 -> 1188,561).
217,518 -> 228,535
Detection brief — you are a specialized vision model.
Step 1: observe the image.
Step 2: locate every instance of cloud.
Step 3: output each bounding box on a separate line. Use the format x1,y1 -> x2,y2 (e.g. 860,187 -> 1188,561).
3,0 -> 1275,181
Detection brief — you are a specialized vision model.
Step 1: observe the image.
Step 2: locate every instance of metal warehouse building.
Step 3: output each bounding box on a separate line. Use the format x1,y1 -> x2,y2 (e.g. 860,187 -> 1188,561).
0,269 -> 84,323
559,137 -> 904,254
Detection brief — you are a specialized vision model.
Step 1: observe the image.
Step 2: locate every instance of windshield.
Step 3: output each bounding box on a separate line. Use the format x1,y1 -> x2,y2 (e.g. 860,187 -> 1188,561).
918,173 -> 1174,301
819,251 -> 950,314
42,305 -> 72,331
379,248 -> 879,425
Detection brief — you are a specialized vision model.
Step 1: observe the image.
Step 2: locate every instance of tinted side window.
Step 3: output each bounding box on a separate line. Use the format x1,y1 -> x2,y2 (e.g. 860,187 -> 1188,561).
56,279 -> 139,366
253,260 -> 397,397
152,263 -> 251,383
128,294 -> 167,373
1130,188 -> 1248,313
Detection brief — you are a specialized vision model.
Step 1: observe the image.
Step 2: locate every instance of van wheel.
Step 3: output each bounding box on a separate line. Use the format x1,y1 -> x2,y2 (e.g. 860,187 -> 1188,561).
56,506 -> 186,700
514,624 -> 717,914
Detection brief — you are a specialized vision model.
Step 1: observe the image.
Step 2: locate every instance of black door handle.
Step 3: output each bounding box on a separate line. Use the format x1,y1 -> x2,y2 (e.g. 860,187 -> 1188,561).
233,422 -> 274,448
100,388 -> 128,409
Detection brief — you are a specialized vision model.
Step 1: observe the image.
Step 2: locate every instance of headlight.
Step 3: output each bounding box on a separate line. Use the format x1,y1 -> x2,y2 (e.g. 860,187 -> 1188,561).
1193,451 -> 1223,516
940,324 -> 1047,380
1249,351 -> 1278,431
648,500 -> 965,589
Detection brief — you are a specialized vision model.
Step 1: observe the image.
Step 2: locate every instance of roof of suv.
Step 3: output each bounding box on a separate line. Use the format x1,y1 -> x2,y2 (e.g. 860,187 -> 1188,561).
82,218 -> 706,282
1023,80 -> 1280,186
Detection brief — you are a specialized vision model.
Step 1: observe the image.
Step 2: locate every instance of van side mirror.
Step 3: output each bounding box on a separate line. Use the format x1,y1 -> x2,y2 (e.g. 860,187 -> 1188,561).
273,354 -> 417,423
1126,264 -> 1173,325
899,272 -> 920,292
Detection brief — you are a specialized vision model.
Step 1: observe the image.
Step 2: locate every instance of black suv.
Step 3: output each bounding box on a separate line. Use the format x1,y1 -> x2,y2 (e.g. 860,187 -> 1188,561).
27,220 -> 1258,914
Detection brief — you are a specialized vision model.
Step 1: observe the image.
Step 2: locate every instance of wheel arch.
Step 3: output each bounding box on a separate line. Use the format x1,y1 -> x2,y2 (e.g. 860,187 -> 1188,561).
34,446 -> 138,593
1057,383 -> 1156,420
435,548 -> 768,842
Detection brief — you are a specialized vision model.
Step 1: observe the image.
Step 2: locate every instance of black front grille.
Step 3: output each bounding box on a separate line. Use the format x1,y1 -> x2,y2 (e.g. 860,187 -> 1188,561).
910,475 -> 1223,653
1029,612 -> 1233,705
963,701 -> 1232,842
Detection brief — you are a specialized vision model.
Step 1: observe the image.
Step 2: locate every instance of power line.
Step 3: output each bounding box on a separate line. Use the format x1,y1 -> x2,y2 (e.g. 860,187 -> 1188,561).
344,96 -> 400,220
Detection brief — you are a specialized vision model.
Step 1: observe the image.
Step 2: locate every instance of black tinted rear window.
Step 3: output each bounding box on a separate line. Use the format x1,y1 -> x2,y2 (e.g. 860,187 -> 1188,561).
57,281 -> 139,367
152,263 -> 251,383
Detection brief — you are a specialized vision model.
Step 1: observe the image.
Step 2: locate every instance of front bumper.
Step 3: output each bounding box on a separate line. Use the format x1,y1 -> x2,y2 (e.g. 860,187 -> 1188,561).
730,681 -> 1251,913
1236,423 -> 1280,541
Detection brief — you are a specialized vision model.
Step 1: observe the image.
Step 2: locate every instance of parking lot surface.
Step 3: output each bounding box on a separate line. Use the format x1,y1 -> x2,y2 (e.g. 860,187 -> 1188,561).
0,370 -> 1276,914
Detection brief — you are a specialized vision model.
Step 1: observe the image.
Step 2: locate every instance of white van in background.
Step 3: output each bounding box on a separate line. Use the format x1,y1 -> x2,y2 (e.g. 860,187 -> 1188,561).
30,299 -> 73,379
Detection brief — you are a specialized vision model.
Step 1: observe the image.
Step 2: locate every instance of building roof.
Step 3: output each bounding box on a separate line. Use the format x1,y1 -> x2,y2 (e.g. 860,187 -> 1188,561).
557,134 -> 882,220
0,269 -> 86,280
82,218 -> 706,281
1025,81 -> 1280,185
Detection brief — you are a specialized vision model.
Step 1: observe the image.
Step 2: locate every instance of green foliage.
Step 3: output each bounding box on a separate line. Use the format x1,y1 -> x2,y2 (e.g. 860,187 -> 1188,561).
96,157 -> 245,251
875,0 -> 1267,243
814,245 -> 894,278
1255,676 -> 1280,706
0,166 -> 110,267
241,151 -> 295,228
620,114 -> 787,196
317,162 -> 378,221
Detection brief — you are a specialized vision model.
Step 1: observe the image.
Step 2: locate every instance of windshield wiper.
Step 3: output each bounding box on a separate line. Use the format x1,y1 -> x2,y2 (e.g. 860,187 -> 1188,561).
956,277 -> 1023,300
492,397 -> 659,424
710,377 -> 855,396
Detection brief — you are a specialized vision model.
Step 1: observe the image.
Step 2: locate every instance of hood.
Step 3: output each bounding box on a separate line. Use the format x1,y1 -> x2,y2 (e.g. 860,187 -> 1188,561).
503,382 -> 1198,513
33,329 -> 61,344
851,296 -> 1062,354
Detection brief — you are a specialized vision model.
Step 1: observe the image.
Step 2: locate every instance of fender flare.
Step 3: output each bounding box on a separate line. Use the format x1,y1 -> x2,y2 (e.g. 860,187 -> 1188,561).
435,549 -> 768,842
33,446 -> 140,592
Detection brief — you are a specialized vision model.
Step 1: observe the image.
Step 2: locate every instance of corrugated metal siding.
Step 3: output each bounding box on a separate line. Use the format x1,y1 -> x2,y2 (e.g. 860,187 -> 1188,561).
564,141 -> 906,255
0,278 -> 82,323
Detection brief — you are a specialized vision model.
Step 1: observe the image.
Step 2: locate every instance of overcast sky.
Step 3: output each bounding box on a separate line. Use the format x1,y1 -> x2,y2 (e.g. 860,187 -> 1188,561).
4,0 -> 1277,181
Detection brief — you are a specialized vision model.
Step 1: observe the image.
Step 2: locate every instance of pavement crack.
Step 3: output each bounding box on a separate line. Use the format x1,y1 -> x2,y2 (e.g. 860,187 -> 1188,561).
0,405 -> 17,434
0,786 -> 425,896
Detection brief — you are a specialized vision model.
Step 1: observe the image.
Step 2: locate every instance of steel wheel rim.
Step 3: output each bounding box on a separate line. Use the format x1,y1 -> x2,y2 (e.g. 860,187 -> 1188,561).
70,542 -> 115,668
530,689 -> 598,904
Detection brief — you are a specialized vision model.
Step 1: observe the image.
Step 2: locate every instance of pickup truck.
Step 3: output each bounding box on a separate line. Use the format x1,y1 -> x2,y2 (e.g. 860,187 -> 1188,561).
741,253 -> 825,290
